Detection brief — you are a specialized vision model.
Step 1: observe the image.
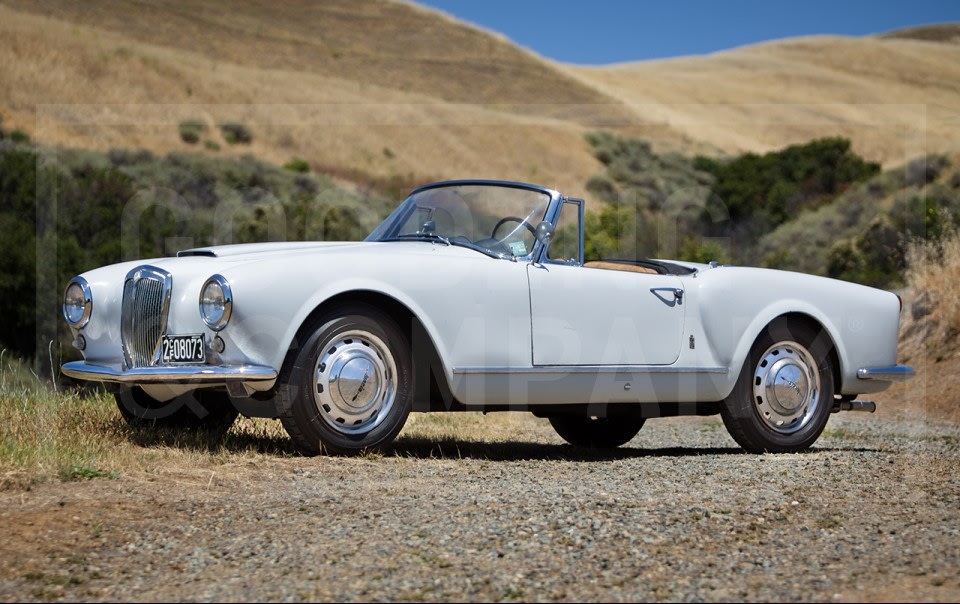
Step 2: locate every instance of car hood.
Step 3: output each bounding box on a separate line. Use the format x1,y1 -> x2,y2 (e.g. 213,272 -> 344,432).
177,241 -> 366,258
79,240 -> 492,286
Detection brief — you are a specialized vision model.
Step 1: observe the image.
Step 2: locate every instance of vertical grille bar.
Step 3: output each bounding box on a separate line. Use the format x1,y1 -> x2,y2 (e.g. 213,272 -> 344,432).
121,266 -> 172,368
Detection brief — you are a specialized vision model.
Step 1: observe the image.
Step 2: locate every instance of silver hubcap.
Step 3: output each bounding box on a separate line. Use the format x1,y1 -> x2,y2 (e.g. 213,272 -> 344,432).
752,340 -> 821,434
313,330 -> 396,435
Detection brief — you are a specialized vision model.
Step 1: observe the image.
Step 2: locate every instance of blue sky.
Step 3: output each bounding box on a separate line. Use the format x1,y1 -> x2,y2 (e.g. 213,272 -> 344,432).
416,1 -> 959,64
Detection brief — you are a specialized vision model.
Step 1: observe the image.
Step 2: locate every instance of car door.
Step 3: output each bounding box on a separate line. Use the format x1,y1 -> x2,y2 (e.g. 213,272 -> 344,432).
527,199 -> 686,366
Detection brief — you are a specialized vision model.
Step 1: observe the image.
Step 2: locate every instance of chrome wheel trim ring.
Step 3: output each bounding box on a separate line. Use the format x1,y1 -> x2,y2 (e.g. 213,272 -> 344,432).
752,340 -> 821,434
313,329 -> 397,435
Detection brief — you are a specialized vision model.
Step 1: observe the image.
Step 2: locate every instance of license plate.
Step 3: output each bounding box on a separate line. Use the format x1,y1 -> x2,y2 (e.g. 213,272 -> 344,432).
160,334 -> 205,364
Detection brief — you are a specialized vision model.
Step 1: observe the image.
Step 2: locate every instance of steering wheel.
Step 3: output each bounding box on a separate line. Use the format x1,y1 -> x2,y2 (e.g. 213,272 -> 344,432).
491,216 -> 537,240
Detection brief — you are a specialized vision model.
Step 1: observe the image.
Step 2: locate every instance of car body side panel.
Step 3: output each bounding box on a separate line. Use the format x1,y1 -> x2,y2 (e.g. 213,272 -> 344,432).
693,267 -> 901,396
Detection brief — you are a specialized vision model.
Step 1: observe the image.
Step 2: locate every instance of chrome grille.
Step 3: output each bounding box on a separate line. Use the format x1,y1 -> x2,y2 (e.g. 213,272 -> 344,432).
121,266 -> 172,368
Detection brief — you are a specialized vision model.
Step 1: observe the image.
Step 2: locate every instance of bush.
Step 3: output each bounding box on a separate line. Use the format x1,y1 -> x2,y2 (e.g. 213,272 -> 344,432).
107,148 -> 155,166
0,115 -> 31,145
178,120 -> 206,144
697,137 -> 880,227
283,157 -> 310,173
204,140 -> 220,152
219,122 -> 253,145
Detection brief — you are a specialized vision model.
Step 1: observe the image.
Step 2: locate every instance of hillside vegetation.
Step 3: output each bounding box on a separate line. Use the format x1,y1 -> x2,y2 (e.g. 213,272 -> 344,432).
578,132 -> 960,280
0,1 -> 957,195
0,127 -> 392,360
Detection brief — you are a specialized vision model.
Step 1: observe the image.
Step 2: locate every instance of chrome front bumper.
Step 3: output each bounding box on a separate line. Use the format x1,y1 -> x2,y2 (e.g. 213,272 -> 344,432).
857,365 -> 915,382
61,361 -> 278,384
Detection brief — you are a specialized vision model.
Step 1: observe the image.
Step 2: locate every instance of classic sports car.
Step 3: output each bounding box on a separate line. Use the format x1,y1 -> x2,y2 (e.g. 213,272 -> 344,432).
62,180 -> 914,454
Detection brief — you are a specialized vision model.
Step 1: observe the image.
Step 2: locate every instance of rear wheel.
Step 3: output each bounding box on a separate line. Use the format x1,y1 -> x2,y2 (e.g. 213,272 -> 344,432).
115,386 -> 239,434
721,318 -> 835,453
549,413 -> 645,448
277,304 -> 413,455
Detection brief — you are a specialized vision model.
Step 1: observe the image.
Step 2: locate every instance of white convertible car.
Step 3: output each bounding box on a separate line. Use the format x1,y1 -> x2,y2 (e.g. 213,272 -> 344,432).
62,180 -> 914,454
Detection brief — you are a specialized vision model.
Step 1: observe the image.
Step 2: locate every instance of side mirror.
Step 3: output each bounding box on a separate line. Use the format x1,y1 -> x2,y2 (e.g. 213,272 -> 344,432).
534,221 -> 555,248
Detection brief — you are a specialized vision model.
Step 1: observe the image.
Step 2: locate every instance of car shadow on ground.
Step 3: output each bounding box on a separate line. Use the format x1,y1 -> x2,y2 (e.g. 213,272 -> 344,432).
383,438 -> 880,461
117,421 -> 880,461
121,422 -> 300,456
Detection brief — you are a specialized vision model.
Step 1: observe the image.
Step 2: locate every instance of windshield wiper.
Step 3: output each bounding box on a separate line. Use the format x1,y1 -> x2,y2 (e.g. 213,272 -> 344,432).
393,232 -> 451,246
384,234 -> 516,261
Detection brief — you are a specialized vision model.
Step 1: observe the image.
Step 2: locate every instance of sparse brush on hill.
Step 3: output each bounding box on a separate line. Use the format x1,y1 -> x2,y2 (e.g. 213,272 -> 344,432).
753,154 -> 960,286
178,119 -> 207,144
581,132 -> 882,265
0,141 -> 392,363
218,122 -> 253,145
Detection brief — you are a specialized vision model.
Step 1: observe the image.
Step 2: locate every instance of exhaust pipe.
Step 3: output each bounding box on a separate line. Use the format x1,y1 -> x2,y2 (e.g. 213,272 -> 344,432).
837,400 -> 877,413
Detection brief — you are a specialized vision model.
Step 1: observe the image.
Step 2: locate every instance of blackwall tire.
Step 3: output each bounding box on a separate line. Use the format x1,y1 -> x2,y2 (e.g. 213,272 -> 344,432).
720,318 -> 835,453
277,304 -> 413,455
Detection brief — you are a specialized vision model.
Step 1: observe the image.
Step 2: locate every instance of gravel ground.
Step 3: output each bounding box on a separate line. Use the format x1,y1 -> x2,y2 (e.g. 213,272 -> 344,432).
1,414 -> 958,602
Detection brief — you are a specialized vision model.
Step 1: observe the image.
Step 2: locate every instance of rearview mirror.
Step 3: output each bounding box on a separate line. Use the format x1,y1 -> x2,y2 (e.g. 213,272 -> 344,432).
534,220 -> 555,248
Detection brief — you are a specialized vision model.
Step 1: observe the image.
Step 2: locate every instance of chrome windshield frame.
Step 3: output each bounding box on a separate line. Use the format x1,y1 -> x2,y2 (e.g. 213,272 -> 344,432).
368,180 -> 563,263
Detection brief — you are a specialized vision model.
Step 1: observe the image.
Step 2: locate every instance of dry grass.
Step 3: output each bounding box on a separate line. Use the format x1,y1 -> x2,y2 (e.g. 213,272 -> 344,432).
567,34 -> 960,166
0,1 -> 957,195
873,229 -> 960,424
906,231 -> 960,341
0,362 -> 294,489
0,352 -> 547,489
0,0 -> 612,193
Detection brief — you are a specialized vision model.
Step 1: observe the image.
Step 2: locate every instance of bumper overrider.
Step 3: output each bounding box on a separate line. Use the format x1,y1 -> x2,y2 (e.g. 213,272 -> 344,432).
61,361 -> 277,385
856,365 -> 915,382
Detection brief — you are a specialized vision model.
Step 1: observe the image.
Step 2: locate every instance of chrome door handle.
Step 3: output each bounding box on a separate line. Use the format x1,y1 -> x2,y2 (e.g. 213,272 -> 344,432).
650,287 -> 684,306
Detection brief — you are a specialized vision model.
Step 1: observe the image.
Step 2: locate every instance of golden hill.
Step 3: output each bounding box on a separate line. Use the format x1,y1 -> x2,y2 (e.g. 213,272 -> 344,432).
568,29 -> 960,165
1,0 -> 957,193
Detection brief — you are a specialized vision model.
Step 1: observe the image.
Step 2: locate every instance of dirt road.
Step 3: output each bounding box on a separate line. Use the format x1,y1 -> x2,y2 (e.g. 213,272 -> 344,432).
1,414 -> 958,602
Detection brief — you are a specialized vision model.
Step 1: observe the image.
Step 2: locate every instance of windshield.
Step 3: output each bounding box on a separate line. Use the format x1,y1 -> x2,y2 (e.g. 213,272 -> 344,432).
366,184 -> 552,258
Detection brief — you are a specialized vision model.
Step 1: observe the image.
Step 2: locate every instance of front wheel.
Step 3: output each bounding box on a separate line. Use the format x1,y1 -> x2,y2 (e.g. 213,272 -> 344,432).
721,319 -> 835,453
549,414 -> 645,448
277,304 -> 413,455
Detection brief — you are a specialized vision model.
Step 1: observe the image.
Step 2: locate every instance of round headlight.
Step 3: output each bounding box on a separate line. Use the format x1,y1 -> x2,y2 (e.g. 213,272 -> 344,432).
62,277 -> 92,328
199,275 -> 232,331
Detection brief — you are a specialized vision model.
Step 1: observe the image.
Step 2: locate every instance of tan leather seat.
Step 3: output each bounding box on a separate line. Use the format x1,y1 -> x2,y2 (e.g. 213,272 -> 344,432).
584,261 -> 658,275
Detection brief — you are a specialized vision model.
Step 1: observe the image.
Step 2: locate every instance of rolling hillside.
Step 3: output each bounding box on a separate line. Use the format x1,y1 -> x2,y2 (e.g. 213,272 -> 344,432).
569,30 -> 960,166
0,0 -> 957,194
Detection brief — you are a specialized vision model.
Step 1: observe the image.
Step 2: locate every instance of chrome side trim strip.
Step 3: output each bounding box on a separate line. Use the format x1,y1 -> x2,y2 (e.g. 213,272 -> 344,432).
61,361 -> 278,384
452,366 -> 728,375
856,365 -> 915,382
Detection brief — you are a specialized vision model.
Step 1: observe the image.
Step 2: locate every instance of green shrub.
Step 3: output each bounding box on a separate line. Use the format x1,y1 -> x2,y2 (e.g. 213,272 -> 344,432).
283,157 -> 310,173
107,148 -> 155,166
9,130 -> 30,144
178,119 -> 206,144
204,139 -> 220,152
219,121 -> 253,145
